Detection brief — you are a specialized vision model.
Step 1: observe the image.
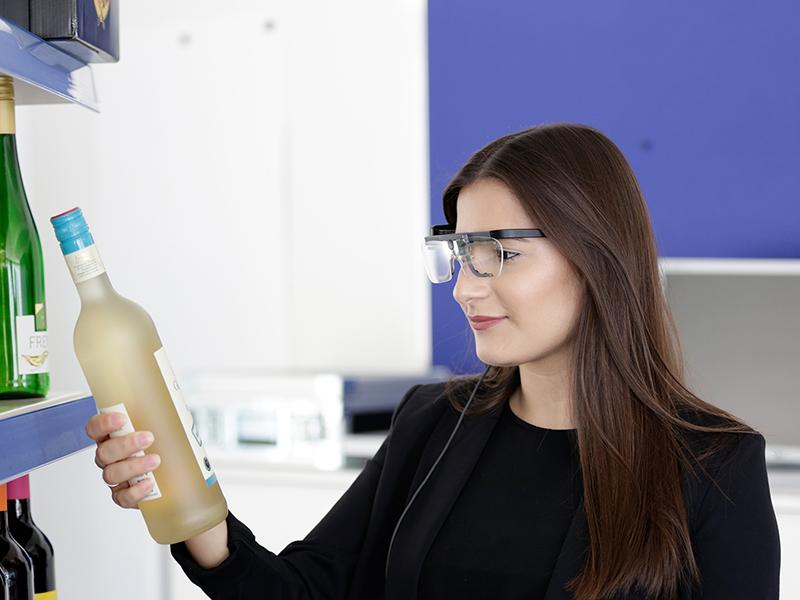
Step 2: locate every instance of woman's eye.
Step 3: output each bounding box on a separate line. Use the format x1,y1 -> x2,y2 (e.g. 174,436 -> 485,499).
502,250 -> 520,261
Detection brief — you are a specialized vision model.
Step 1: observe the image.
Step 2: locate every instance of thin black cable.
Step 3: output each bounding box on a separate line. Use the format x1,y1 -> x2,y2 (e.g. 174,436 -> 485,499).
384,363 -> 493,580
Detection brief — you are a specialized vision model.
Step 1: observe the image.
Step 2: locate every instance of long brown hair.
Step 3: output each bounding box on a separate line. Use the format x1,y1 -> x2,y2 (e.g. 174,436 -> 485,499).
440,123 -> 757,600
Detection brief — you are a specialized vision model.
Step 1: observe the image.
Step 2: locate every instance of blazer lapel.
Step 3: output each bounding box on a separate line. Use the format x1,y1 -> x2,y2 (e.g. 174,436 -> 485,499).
385,396 -> 592,600
385,397 -> 505,599
542,494 -> 589,599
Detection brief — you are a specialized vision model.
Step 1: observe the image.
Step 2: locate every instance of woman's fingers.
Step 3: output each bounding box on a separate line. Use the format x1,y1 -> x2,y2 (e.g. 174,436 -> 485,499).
95,430 -> 155,469
85,412 -> 125,442
102,453 -> 161,487
87,412 -> 161,509
111,479 -> 155,509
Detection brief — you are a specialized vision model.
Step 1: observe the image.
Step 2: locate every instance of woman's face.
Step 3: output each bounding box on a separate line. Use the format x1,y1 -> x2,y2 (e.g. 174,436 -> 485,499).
453,178 -> 585,368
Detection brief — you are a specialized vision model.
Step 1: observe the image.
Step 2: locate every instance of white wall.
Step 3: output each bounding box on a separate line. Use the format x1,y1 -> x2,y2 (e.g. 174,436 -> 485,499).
14,0 -> 429,597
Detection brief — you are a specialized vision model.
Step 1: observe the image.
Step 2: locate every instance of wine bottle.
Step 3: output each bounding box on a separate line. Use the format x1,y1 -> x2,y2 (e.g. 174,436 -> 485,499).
0,483 -> 34,600
0,75 -> 50,398
49,207 -> 227,544
7,476 -> 56,599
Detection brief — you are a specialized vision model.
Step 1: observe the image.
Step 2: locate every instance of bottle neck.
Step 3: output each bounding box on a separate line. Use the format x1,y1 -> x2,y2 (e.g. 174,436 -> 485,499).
77,270 -> 117,304
0,97 -> 15,135
0,483 -> 7,533
61,240 -> 116,303
0,132 -> 22,191
0,508 -> 8,534
9,498 -> 31,523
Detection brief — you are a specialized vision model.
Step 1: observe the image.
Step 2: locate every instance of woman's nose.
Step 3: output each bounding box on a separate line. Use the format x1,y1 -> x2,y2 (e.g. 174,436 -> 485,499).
452,259 -> 493,305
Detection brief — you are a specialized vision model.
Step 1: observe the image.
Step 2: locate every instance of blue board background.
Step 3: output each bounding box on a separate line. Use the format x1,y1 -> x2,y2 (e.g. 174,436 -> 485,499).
427,0 -> 800,373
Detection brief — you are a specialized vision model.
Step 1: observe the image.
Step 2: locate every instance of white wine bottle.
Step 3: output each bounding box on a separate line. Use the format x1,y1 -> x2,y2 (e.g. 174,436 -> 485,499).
50,207 -> 227,544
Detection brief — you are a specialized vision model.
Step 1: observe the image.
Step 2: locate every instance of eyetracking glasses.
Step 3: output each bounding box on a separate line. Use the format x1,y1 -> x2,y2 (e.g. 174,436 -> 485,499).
420,224 -> 546,284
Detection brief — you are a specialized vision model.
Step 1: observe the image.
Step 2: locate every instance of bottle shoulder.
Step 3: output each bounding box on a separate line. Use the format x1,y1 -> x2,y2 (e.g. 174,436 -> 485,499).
9,523 -> 52,553
75,291 -> 159,341
78,289 -> 148,314
0,536 -> 31,563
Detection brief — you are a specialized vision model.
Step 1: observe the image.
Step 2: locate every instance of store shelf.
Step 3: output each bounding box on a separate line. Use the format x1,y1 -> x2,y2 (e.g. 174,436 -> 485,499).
0,16 -> 98,111
658,257 -> 800,276
0,391 -> 97,484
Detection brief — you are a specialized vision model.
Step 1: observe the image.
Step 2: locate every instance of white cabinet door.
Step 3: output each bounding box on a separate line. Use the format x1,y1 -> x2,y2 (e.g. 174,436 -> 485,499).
774,494 -> 800,598
167,466 -> 360,600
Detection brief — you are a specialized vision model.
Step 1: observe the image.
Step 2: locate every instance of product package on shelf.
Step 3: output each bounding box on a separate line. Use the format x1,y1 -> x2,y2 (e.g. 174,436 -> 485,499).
0,0 -> 29,31
29,0 -> 119,63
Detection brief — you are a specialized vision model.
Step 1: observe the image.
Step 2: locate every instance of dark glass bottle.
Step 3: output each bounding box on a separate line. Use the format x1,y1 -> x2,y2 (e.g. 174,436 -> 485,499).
0,483 -> 34,599
7,477 -> 55,598
0,74 -> 50,398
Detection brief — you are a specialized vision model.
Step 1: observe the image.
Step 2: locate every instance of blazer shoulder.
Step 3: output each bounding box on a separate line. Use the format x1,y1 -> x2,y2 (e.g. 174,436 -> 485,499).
390,381 -> 451,429
677,410 -> 768,522
676,408 -> 765,472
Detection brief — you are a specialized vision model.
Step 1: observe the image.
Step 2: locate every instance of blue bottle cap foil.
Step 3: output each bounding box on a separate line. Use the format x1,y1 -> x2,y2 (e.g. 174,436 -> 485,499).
50,207 -> 95,255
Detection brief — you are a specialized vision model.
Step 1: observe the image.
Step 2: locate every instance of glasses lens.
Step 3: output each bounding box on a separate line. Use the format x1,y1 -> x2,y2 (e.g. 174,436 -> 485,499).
422,237 -> 502,283
422,240 -> 454,283
462,239 -> 501,278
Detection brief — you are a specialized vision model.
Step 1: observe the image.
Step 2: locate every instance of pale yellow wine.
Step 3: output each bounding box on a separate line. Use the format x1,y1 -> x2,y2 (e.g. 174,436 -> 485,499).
50,207 -> 227,544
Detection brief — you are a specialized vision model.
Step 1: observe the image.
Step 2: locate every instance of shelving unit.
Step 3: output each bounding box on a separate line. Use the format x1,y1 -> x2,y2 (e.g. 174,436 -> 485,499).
657,257 -> 800,294
659,257 -> 800,276
0,15 -> 99,484
0,392 -> 97,484
0,13 -> 101,483
0,16 -> 98,110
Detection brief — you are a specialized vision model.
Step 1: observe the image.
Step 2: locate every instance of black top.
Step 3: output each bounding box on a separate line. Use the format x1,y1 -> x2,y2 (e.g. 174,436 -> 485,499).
418,400 -> 582,599
168,382 -> 781,600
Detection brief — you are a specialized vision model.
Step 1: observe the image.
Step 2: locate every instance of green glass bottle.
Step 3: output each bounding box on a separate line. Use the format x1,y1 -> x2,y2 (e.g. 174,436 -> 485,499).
0,75 -> 50,398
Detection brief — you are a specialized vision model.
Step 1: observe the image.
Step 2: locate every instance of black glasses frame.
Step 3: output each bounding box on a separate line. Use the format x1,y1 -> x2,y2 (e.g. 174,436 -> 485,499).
424,224 -> 547,242
422,224 -> 547,283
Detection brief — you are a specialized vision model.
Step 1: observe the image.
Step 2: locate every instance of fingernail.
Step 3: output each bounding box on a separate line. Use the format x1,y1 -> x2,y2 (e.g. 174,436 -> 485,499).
136,432 -> 154,447
144,454 -> 161,469
111,413 -> 126,429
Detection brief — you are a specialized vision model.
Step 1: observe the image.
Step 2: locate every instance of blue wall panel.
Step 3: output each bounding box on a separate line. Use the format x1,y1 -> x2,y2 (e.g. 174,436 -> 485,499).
428,0 -> 800,373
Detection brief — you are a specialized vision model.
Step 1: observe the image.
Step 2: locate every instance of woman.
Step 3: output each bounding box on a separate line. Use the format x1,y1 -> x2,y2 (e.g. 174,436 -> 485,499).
85,123 -> 781,599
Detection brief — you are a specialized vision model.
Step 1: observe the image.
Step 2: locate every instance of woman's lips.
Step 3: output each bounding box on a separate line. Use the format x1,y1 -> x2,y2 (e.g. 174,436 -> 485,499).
469,317 -> 506,330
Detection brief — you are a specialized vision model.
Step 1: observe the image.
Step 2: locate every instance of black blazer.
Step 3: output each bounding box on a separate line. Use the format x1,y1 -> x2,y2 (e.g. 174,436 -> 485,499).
170,382 -> 782,599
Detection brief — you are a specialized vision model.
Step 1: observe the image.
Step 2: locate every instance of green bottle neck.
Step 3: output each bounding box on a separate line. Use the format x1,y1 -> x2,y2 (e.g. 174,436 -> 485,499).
0,133 -> 23,185
0,95 -> 22,188
0,96 -> 15,134
0,134 -> 33,234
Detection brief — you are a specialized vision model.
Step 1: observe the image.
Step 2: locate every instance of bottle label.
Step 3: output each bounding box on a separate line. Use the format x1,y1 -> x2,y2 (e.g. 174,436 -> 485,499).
64,244 -> 106,284
16,314 -> 49,375
100,403 -> 163,502
34,591 -> 57,600
154,347 -> 218,488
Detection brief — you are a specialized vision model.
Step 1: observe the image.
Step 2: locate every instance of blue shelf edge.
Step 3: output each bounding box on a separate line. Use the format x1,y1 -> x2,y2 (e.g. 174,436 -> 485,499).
0,395 -> 98,484
0,16 -> 98,111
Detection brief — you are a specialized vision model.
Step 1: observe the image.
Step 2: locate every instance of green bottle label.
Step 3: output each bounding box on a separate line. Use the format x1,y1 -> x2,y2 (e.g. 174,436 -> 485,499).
16,313 -> 48,375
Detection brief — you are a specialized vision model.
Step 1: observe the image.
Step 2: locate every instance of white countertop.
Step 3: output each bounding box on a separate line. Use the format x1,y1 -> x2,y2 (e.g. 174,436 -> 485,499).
208,432 -> 800,506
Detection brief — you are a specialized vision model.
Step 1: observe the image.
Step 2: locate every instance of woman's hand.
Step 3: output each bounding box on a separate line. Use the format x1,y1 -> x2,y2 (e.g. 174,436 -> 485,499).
85,412 -> 161,509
